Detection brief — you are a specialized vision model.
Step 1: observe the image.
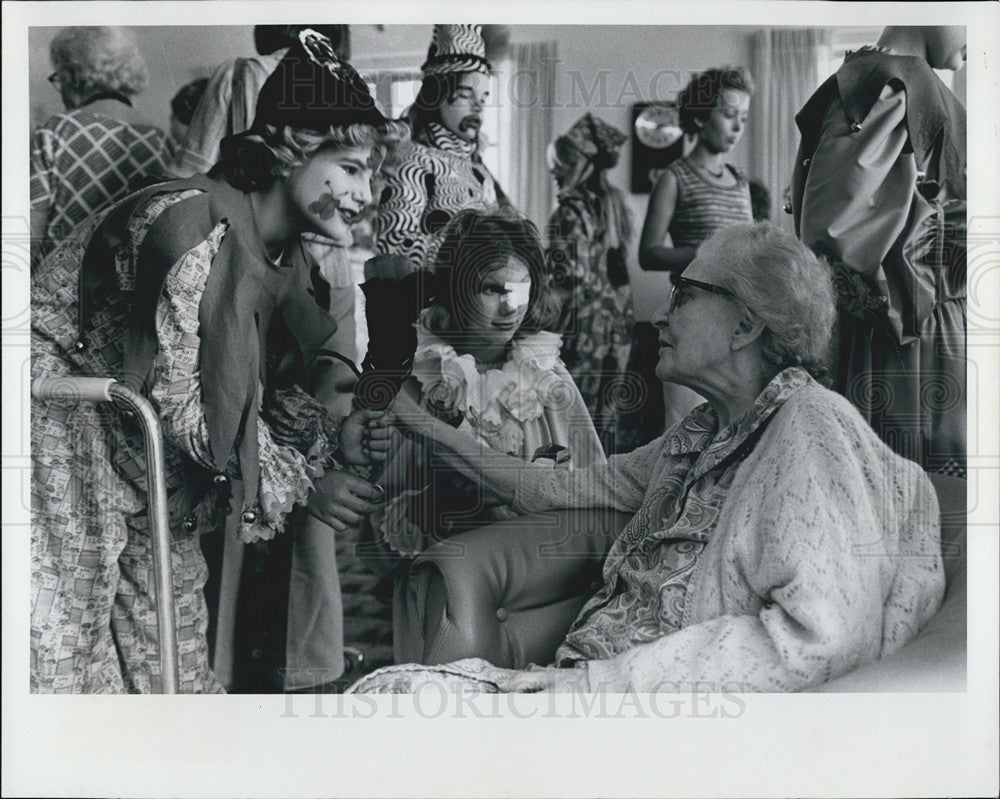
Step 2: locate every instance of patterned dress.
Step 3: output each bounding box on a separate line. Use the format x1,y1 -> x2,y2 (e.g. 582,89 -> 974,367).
374,121 -> 507,270
30,103 -> 168,264
548,186 -> 635,453
31,185 -> 343,693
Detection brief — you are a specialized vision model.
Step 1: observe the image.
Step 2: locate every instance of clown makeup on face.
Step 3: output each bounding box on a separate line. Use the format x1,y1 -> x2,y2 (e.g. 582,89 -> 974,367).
457,255 -> 532,360
440,70 -> 490,142
286,145 -> 375,246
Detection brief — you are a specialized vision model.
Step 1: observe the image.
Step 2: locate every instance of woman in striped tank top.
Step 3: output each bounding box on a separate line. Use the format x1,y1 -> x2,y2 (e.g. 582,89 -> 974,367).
638,67 -> 755,428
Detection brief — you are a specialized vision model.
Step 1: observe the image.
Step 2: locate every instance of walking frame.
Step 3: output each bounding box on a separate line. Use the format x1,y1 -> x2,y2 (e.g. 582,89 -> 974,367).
32,376 -> 180,694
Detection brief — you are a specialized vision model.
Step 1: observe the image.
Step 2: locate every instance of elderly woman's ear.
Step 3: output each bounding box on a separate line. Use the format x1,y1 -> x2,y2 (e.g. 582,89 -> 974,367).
731,312 -> 766,351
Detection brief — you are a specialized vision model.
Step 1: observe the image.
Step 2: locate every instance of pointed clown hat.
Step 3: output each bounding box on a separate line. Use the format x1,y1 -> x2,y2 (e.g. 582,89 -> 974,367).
421,24 -> 492,78
250,28 -> 386,131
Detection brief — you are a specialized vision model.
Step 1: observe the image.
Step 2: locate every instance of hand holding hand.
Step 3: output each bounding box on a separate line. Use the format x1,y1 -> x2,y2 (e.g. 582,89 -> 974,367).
339,407 -> 394,465
307,470 -> 385,532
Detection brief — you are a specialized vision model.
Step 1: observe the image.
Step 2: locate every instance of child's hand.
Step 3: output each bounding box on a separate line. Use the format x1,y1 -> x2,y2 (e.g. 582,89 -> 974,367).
339,407 -> 394,465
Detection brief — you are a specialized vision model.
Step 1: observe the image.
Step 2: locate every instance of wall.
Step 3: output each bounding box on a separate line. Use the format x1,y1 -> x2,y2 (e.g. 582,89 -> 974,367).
505,25 -> 752,319
29,23 -> 749,320
29,25 -> 256,131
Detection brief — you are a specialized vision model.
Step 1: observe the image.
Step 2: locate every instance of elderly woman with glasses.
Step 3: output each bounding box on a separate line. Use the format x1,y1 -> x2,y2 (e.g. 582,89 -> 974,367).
31,27 -> 168,267
349,221 -> 945,694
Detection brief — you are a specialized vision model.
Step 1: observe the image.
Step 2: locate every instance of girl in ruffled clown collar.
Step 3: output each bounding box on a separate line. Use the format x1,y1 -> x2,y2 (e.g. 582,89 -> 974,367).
365,210 -> 606,577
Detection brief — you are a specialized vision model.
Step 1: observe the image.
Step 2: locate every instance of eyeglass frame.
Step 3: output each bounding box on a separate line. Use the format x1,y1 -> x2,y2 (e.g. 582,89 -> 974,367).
667,272 -> 739,312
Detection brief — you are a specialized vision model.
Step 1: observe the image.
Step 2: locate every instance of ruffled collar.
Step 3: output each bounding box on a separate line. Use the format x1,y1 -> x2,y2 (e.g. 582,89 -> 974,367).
410,309 -> 566,450
419,121 -> 478,160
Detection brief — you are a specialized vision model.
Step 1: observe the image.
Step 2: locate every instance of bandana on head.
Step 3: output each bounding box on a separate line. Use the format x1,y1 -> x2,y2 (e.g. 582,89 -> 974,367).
421,24 -> 492,78
248,28 -> 386,131
558,113 -> 627,163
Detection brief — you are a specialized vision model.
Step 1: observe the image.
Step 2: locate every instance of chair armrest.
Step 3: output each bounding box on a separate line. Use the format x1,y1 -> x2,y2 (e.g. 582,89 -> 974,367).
394,508 -> 631,668
813,474 -> 967,692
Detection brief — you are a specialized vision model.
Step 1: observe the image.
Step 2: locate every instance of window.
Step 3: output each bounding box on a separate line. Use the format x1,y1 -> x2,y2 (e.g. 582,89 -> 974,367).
826,27 -> 954,89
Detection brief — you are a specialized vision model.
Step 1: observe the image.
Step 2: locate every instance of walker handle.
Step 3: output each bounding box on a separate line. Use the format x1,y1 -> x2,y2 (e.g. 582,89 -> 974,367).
31,377 -> 116,403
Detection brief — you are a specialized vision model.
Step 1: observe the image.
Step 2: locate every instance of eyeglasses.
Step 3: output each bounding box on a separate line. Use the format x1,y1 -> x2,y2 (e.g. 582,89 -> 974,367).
667,273 -> 738,312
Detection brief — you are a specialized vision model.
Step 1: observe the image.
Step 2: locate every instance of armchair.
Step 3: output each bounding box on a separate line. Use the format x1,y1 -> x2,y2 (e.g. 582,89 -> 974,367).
394,474 -> 966,691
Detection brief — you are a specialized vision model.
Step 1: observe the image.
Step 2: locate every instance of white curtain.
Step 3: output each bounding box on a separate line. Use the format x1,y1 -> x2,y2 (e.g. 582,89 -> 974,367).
506,40 -> 557,231
749,28 -> 831,231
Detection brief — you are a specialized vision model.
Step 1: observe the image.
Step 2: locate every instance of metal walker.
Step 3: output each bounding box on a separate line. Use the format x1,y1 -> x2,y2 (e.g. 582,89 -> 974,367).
32,376 -> 180,694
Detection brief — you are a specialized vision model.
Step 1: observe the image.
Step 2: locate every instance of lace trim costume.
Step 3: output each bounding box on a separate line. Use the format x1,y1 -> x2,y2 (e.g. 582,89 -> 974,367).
372,311 -> 605,557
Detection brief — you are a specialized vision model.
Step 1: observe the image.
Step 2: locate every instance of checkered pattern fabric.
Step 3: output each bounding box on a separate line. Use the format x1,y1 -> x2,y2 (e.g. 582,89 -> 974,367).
30,108 -> 167,260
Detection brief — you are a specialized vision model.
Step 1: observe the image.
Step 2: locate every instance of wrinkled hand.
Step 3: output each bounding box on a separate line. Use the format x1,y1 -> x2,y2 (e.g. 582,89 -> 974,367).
307,470 -> 385,532
339,407 -> 394,465
500,666 -> 590,694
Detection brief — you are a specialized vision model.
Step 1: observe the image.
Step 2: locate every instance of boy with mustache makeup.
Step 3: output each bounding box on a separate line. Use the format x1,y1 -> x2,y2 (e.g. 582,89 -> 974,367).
374,24 -> 514,273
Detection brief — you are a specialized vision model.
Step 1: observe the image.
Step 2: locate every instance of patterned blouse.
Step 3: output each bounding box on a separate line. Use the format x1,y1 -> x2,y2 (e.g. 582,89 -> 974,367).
30,106 -> 168,262
511,368 -> 811,664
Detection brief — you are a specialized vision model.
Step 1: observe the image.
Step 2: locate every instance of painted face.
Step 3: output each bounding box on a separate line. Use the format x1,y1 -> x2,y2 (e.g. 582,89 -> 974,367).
285,145 -> 374,246
440,70 -> 490,142
460,256 -> 533,350
651,249 -> 744,393
697,89 -> 750,155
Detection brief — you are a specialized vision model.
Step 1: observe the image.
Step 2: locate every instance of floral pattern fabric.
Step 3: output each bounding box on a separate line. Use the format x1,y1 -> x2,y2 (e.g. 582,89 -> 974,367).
554,368 -> 806,663
548,187 -> 636,452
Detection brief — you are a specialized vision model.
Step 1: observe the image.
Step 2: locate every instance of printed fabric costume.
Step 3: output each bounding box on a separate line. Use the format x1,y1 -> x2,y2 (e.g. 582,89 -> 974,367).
350,368 -> 944,693
547,114 -> 636,454
370,310 -> 606,563
30,96 -> 168,266
30,31 -> 386,693
167,36 -> 361,420
374,25 -> 511,271
792,47 -> 966,476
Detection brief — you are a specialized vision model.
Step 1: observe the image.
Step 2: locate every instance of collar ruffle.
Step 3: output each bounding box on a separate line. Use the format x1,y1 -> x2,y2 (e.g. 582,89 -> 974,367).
420,121 -> 478,159
664,367 -> 812,481
410,309 -> 566,450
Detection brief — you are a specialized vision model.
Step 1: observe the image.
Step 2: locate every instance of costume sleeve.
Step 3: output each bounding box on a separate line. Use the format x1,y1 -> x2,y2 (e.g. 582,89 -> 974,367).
514,434 -> 663,515
584,400 -> 943,692
798,84 -> 914,279
373,142 -> 434,269
167,61 -> 235,178
148,211 -> 332,541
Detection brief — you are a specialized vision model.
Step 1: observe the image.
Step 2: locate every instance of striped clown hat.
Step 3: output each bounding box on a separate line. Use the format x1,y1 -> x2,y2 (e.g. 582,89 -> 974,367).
421,24 -> 492,77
